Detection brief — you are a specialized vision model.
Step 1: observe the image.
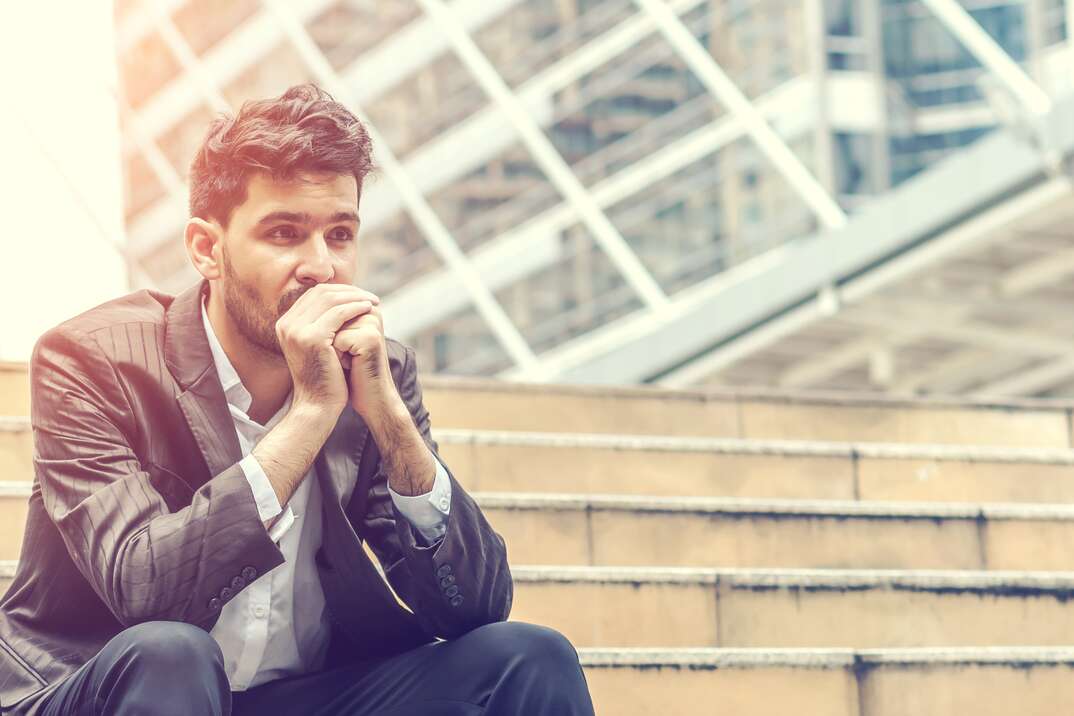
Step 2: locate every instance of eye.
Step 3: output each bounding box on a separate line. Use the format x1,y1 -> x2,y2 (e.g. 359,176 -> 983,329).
328,227 -> 355,241
266,226 -> 298,239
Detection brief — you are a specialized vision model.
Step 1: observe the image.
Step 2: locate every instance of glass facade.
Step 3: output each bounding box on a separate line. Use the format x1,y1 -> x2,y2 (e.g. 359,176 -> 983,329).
113,0 -> 1068,376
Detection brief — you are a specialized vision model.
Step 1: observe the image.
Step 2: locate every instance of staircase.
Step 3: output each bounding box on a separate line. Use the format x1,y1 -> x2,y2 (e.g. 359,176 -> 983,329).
5,363 -> 1074,713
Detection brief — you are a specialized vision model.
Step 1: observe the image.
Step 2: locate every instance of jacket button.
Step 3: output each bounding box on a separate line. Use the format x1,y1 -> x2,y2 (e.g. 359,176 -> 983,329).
436,564 -> 452,578
208,597 -> 222,611
241,566 -> 257,581
450,594 -> 463,607
230,576 -> 246,591
220,587 -> 233,601
445,585 -> 459,598
439,575 -> 455,588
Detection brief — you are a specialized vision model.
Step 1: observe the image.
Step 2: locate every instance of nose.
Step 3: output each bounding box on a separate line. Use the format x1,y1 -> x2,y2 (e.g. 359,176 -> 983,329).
294,234 -> 335,284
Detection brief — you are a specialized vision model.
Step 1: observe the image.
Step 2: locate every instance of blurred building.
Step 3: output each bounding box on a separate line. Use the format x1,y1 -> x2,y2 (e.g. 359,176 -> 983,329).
113,0 -> 1074,397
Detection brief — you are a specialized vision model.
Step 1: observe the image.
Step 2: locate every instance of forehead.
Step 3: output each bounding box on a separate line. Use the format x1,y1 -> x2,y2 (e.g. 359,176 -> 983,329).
239,171 -> 359,214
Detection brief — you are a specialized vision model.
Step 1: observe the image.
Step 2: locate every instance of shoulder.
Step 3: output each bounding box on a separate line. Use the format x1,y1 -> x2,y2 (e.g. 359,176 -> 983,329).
39,289 -> 171,340
32,289 -> 173,367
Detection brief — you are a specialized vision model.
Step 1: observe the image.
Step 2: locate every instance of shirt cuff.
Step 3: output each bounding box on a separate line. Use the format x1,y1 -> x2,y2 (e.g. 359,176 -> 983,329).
267,506 -> 296,544
388,454 -> 451,545
239,453 -> 295,542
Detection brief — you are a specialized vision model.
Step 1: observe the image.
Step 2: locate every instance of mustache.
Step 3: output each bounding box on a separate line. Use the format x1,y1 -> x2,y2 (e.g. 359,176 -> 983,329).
276,286 -> 310,318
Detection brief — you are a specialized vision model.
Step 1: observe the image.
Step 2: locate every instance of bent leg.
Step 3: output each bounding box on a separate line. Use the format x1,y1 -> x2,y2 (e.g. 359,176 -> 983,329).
233,621 -> 595,716
14,621 -> 230,716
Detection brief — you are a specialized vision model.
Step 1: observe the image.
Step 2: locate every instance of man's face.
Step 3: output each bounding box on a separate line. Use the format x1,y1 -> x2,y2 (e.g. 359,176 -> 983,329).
215,170 -> 361,356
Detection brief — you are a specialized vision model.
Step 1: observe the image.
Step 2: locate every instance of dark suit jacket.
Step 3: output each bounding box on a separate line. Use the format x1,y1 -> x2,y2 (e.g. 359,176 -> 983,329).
0,280 -> 513,709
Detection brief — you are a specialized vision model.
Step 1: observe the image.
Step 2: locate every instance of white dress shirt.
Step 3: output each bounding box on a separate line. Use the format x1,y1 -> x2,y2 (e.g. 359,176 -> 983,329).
200,300 -> 452,691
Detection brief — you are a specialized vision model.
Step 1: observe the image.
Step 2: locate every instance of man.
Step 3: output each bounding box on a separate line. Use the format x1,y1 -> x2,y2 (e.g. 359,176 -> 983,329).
0,84 -> 595,715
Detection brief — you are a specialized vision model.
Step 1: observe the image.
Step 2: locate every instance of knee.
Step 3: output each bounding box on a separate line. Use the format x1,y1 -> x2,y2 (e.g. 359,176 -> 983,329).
108,620 -> 223,673
472,621 -> 581,673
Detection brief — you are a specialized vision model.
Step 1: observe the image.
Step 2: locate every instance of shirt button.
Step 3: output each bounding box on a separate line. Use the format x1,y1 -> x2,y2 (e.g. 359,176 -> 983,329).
241,566 -> 258,581
253,605 -> 268,619
438,497 -> 449,511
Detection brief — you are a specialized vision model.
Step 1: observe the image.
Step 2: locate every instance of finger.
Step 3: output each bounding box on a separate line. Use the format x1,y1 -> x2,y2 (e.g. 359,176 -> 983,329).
336,346 -> 353,370
314,300 -> 375,336
337,305 -> 381,333
286,284 -> 381,323
333,328 -> 371,355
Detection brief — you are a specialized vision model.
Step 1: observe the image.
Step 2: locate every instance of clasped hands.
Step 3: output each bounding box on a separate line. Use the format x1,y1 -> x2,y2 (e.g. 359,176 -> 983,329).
274,283 -> 396,421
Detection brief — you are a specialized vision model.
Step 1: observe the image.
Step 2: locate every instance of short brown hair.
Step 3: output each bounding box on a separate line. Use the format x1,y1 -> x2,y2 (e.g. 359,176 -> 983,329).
188,83 -> 375,227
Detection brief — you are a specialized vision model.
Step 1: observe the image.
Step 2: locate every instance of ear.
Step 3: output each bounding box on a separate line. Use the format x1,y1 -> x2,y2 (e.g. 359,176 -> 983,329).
185,217 -> 223,280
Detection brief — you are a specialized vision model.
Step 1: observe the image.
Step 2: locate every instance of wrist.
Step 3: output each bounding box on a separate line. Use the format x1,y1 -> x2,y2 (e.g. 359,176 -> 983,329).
359,390 -> 409,431
285,400 -> 339,434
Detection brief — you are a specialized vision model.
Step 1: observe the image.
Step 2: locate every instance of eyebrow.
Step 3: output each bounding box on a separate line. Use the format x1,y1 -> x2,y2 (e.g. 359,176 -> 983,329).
255,210 -> 360,226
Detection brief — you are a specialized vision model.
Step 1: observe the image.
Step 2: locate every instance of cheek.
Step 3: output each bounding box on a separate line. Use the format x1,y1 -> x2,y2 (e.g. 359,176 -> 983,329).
333,249 -> 358,282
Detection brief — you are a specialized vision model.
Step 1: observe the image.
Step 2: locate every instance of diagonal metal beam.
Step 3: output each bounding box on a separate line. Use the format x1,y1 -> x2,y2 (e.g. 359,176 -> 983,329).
631,0 -> 848,231
920,0 -> 1052,116
127,0 -> 711,255
384,78 -> 813,342
117,90 -> 186,199
117,0 -> 189,53
537,143 -> 1074,386
261,0 -> 538,371
415,0 -> 669,316
148,0 -> 230,114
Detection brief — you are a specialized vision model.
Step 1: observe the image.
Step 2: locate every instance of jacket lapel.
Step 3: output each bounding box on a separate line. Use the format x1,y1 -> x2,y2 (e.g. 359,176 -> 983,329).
163,280 -> 243,492
316,405 -> 369,511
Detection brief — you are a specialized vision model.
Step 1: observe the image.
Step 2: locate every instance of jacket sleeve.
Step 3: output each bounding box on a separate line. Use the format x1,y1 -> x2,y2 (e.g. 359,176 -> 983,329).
29,325 -> 285,628
358,344 -> 513,639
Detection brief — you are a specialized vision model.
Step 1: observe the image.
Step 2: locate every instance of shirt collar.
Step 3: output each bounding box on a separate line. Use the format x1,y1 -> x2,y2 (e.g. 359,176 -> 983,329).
200,295 -> 253,414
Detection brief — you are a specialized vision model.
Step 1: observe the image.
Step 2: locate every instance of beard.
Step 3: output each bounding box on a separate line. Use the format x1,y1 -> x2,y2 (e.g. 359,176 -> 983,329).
220,245 -> 307,358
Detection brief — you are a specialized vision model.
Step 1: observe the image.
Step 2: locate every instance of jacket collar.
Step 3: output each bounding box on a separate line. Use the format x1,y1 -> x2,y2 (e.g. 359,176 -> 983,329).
164,279 -> 216,392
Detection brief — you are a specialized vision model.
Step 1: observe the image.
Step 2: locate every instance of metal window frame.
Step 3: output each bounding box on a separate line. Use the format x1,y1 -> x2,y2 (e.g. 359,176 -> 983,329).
416,0 -> 670,322
632,0 -> 848,231
919,0 -> 1053,116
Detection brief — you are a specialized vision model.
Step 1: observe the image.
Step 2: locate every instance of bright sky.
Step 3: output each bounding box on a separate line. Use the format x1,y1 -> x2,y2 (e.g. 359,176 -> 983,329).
0,2 -> 128,362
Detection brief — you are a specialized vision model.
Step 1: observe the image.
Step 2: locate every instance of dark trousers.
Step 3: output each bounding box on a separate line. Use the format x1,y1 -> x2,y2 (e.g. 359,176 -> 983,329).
6,620 -> 596,715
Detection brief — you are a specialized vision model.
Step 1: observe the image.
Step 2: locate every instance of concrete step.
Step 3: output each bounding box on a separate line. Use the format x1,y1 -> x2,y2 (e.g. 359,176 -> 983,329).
475,493 -> 1074,571
0,419 -> 32,483
5,549 -> 1074,715
421,376 -> 1074,447
6,560 -> 1074,652
577,647 -> 1074,715
0,365 -> 27,417
6,558 -> 1074,714
4,364 -> 1074,446
437,430 -> 1074,503
510,566 -> 1074,648
4,486 -> 1074,570
11,420 -> 1074,506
